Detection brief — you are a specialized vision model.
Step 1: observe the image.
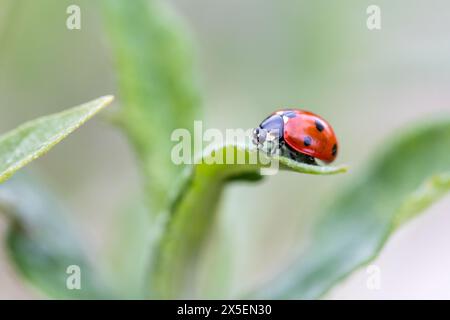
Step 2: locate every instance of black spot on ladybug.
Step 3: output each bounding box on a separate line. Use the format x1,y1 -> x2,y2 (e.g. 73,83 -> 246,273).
304,136 -> 312,147
315,120 -> 324,132
332,144 -> 338,156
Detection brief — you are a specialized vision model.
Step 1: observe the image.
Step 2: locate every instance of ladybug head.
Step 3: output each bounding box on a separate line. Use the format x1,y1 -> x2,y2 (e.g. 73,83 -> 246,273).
251,127 -> 267,145
252,113 -> 285,147
252,127 -> 282,146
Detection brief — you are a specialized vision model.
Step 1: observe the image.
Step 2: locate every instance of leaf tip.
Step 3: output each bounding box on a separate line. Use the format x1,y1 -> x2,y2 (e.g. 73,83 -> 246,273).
100,95 -> 115,106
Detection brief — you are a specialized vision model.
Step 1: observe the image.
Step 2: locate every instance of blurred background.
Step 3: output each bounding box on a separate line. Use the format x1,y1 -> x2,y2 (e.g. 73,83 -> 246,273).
0,0 -> 449,299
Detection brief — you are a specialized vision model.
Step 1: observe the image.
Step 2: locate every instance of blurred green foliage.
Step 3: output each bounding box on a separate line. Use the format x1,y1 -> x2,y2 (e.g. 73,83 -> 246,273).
0,96 -> 113,298
102,0 -> 201,215
2,176 -> 111,299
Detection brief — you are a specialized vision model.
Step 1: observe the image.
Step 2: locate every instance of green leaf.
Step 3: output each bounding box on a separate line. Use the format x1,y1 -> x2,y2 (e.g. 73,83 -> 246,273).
0,95 -> 113,298
150,143 -> 347,298
250,118 -> 450,299
1,175 -> 112,299
0,95 -> 113,184
102,0 -> 201,214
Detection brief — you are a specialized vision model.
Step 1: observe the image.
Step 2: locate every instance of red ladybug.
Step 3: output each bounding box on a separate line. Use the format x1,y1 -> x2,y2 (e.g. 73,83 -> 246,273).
252,109 -> 338,165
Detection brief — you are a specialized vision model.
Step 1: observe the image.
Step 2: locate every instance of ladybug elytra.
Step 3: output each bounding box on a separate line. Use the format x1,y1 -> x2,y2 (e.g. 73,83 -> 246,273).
252,109 -> 338,165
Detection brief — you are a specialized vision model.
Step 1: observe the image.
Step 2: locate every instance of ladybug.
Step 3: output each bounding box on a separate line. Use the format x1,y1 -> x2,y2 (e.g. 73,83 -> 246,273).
252,109 -> 338,165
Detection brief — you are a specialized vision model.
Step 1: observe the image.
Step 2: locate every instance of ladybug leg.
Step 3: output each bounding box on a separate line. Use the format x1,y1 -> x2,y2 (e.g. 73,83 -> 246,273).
298,154 -> 318,166
280,144 -> 318,165
292,151 -> 317,165
266,140 -> 278,155
276,140 -> 286,155
279,143 -> 290,158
